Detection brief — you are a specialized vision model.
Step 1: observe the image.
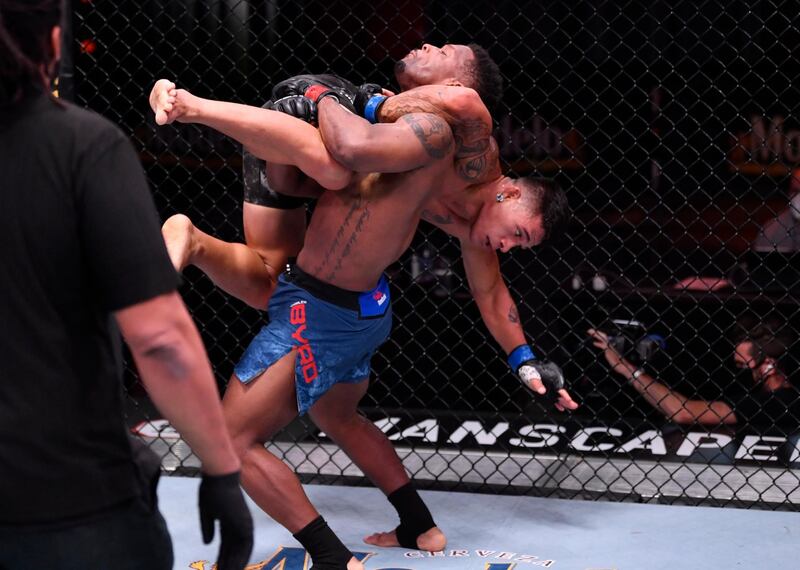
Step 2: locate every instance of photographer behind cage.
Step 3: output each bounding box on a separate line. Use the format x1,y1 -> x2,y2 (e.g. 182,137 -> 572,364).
586,316 -> 799,432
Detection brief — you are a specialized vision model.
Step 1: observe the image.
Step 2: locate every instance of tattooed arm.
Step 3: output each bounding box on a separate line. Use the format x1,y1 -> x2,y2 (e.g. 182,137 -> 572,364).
454,128 -> 501,183
460,237 -> 527,354
379,86 -> 500,183
316,98 -> 454,173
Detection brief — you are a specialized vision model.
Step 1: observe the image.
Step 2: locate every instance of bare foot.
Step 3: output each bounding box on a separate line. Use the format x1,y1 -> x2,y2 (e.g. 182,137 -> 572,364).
347,557 -> 364,570
363,526 -> 446,552
161,214 -> 197,271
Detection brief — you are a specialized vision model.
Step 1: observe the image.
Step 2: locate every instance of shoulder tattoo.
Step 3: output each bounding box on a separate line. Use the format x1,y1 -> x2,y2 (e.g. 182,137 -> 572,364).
401,114 -> 453,160
453,119 -> 494,182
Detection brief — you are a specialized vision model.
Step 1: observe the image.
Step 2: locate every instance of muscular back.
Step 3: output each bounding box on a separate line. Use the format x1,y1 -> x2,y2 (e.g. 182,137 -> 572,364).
298,145 -> 460,290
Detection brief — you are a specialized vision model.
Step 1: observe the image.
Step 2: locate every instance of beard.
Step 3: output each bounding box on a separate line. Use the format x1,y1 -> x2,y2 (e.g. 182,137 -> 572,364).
394,59 -> 418,91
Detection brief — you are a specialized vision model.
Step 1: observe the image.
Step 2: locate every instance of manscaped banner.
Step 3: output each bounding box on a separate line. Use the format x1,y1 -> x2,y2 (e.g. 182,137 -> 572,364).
133,410 -> 800,467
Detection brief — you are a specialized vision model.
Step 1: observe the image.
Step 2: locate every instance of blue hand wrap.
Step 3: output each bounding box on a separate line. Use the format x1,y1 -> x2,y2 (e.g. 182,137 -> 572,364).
364,94 -> 387,123
508,344 -> 537,371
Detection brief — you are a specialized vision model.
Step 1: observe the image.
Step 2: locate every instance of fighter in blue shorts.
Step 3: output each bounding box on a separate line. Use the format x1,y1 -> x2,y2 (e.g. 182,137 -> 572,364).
235,266 -> 392,415
151,48 -> 578,570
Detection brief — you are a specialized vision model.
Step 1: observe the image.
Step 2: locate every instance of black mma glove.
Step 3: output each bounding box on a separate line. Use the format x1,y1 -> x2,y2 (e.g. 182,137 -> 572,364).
199,471 -> 254,570
271,74 -> 358,114
507,344 -> 565,402
272,95 -> 317,123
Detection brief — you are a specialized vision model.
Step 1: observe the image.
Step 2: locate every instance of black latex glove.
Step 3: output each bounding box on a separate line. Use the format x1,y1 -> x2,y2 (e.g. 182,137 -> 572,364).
198,471 -> 254,570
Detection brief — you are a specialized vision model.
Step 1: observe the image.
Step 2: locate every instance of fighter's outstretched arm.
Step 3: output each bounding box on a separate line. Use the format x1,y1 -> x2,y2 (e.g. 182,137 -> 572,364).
460,238 -> 527,354
460,238 -> 579,412
149,79 -> 351,190
315,97 -> 455,172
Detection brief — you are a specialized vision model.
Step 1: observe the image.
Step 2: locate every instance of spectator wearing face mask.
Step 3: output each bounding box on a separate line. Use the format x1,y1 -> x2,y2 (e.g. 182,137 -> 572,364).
586,316 -> 798,432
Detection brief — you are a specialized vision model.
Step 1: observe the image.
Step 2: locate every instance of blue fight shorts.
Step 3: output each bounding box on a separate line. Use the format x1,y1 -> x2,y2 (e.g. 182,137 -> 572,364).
234,265 -> 392,414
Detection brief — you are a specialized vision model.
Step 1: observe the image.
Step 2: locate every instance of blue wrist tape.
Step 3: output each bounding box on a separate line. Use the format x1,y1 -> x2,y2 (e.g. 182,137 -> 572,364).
364,94 -> 387,123
508,344 -> 536,371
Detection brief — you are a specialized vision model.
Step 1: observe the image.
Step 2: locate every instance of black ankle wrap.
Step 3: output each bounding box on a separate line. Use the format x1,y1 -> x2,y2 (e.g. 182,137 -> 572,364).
293,516 -> 352,569
387,483 -> 436,549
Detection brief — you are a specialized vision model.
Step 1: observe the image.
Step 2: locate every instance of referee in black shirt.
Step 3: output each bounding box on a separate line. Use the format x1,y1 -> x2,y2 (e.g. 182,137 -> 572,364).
0,1 -> 252,568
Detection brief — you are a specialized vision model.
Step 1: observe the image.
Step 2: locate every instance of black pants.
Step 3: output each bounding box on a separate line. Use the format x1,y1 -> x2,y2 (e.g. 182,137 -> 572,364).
0,498 -> 173,570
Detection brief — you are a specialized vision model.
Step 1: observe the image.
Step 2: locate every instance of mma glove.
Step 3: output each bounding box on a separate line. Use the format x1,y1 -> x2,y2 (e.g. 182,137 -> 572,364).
507,344 -> 565,400
199,471 -> 254,570
271,74 -> 392,123
272,95 -> 317,123
308,81 -> 390,123
353,83 -> 388,123
271,74 -> 358,114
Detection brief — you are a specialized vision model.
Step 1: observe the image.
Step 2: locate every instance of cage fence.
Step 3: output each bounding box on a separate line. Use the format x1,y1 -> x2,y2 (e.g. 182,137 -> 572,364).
70,0 -> 800,510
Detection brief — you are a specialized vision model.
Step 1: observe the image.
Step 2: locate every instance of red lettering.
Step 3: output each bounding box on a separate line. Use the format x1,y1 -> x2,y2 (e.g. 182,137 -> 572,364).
302,362 -> 318,383
297,343 -> 314,365
289,302 -> 317,383
290,303 -> 306,325
291,323 -> 308,344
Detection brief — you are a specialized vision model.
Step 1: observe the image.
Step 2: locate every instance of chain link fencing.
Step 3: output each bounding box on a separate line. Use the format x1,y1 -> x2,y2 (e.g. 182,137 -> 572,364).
69,0 -> 800,510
